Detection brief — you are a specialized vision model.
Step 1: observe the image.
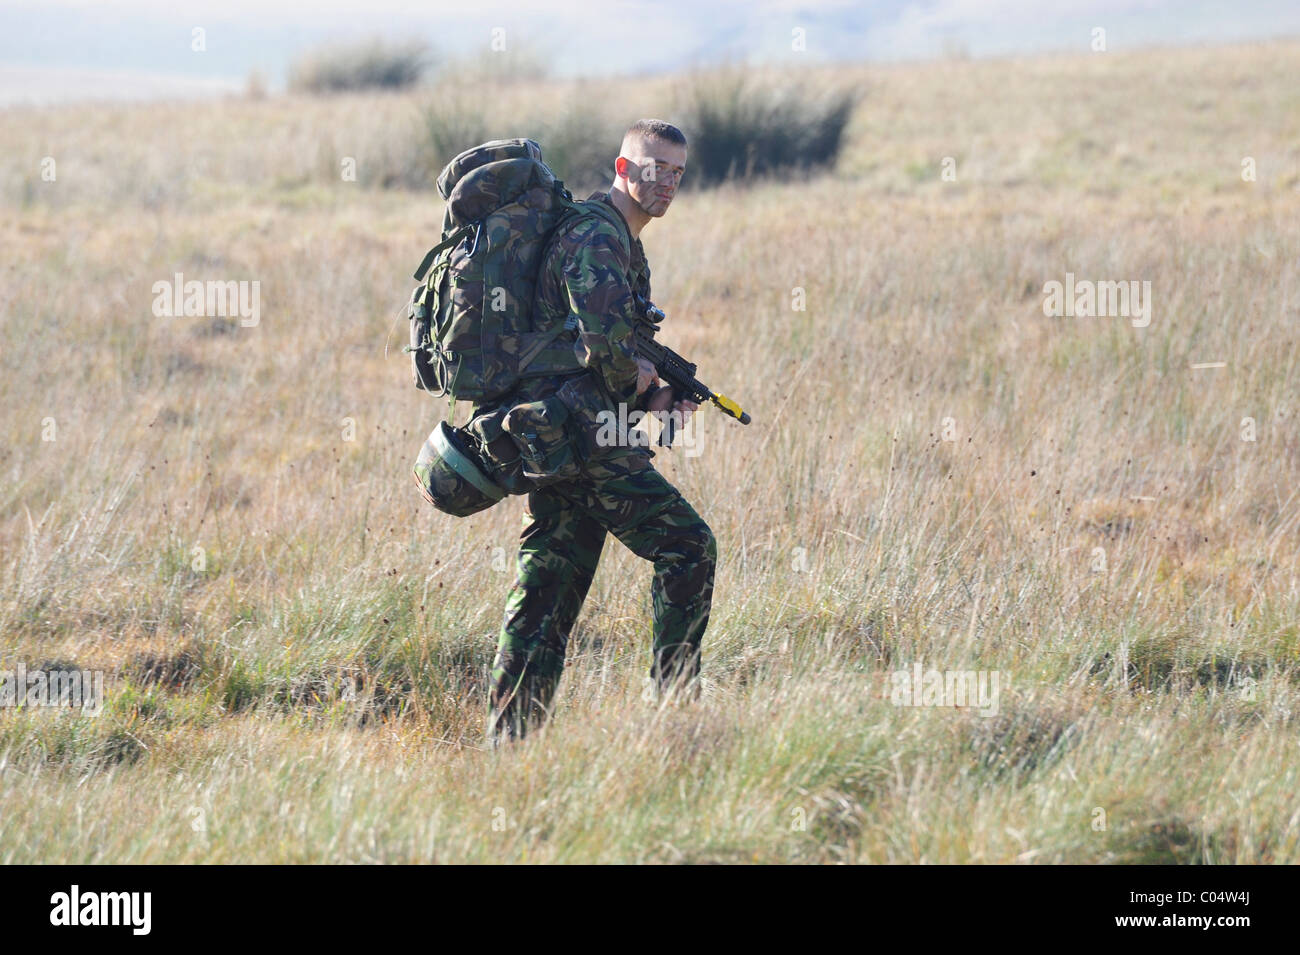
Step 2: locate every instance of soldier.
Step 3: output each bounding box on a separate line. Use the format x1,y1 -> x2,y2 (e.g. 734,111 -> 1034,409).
483,119 -> 715,744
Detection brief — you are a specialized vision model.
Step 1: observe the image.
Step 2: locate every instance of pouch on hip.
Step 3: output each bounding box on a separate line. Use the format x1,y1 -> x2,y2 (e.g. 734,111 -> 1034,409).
502,395 -> 581,485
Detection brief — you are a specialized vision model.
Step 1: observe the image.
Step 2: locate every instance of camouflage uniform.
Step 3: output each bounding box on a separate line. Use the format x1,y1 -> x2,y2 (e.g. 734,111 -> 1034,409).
480,192 -> 716,743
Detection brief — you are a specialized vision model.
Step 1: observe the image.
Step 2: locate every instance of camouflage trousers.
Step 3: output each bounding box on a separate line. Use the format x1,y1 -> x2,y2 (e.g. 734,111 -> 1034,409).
486,454 -> 716,743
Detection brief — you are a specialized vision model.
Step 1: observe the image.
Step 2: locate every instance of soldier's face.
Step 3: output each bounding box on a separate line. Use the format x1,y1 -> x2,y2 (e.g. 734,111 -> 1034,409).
622,140 -> 687,217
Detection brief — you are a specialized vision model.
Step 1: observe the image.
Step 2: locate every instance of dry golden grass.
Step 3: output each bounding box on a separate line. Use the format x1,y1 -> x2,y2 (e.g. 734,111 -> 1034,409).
1,40 -> 1298,863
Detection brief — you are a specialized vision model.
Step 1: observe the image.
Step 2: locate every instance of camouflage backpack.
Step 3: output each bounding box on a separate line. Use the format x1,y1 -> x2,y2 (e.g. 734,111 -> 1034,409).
406,138 -> 600,404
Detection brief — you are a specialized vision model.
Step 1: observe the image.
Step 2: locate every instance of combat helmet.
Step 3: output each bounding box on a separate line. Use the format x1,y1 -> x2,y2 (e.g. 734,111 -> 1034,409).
412,422 -> 505,518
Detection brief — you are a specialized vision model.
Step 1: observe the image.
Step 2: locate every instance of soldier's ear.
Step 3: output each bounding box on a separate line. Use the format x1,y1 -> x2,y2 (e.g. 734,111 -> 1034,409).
615,156 -> 629,179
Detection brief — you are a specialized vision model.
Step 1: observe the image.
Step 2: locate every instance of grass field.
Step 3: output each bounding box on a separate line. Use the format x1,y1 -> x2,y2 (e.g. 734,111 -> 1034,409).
1,40 -> 1298,863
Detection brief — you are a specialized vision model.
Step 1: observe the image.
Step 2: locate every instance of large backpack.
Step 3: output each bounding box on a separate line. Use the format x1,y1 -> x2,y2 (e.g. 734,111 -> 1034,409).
406,138 -> 620,405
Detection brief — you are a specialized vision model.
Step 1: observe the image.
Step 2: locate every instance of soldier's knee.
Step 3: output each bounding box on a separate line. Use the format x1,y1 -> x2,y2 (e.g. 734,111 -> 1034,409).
656,521 -> 714,599
682,518 -> 716,568
678,521 -> 716,586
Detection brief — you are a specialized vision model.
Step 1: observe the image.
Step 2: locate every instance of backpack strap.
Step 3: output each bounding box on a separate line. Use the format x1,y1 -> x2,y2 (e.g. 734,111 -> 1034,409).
516,319 -> 579,376
413,222 -> 475,282
578,196 -> 632,258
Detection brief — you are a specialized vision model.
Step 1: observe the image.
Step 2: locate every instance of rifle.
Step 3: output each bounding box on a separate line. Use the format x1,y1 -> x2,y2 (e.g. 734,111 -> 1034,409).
631,298 -> 752,447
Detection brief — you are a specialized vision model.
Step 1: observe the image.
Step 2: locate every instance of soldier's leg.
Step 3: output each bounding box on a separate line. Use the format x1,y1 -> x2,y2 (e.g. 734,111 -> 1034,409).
487,486 -> 606,741
566,463 -> 717,696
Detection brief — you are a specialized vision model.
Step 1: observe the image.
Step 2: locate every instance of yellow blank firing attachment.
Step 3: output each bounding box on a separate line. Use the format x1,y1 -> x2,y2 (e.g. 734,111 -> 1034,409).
711,393 -> 752,425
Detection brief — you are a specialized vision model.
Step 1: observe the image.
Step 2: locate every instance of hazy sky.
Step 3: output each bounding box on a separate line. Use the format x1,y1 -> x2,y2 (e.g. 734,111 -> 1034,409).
2,0 -> 1298,103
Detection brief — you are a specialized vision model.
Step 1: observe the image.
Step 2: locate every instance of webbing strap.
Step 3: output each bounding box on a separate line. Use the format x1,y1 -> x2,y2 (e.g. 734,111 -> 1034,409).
413,223 -> 474,282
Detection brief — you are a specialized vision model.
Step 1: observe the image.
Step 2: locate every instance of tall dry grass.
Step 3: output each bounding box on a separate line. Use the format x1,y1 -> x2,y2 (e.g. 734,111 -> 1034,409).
0,41 -> 1298,863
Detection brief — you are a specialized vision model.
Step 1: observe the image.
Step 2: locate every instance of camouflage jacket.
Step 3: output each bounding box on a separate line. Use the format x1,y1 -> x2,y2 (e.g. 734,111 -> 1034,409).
470,191 -> 653,469
537,190 -> 649,407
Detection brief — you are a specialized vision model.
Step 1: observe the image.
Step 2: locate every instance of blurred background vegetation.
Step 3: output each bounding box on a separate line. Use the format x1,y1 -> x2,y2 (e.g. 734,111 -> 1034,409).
280,37 -> 861,196
288,38 -> 432,94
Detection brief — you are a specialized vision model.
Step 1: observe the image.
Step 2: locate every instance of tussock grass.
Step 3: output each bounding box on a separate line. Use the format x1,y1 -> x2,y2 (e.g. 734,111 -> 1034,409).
676,69 -> 857,186
2,42 -> 1299,862
289,39 -> 431,94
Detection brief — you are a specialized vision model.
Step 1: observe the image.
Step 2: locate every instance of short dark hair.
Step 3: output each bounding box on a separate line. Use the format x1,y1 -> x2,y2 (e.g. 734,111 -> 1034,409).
624,119 -> 687,149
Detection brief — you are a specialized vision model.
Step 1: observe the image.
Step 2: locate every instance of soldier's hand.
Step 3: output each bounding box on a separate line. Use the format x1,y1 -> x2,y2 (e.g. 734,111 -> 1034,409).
635,357 -> 659,396
645,387 -> 697,420
646,385 -> 674,413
